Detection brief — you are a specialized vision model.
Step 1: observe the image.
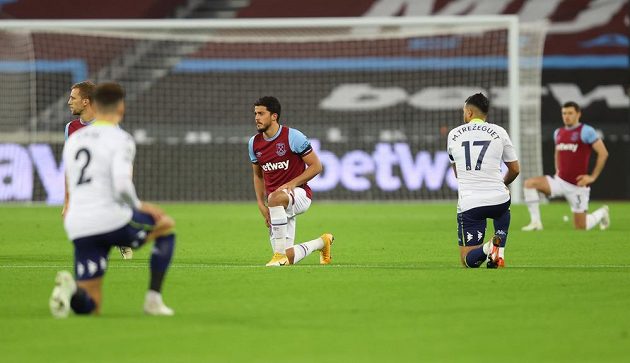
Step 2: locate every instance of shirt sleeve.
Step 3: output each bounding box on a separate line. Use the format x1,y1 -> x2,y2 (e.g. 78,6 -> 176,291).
553,128 -> 559,142
288,128 -> 313,157
111,134 -> 141,209
64,122 -> 71,141
501,128 -> 518,162
248,136 -> 257,163
580,124 -> 599,144
446,133 -> 455,164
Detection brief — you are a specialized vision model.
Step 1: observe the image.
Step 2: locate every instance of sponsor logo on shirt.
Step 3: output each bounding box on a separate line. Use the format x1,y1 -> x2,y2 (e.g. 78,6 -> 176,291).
556,143 -> 579,152
262,160 -> 290,172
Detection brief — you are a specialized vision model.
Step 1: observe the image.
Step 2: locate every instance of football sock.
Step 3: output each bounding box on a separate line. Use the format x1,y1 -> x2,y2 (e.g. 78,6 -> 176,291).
70,287 -> 96,315
150,233 -> 175,293
493,208 -> 510,259
524,188 -> 541,223
465,246 -> 488,268
269,206 -> 288,254
586,207 -> 606,230
288,237 -> 324,265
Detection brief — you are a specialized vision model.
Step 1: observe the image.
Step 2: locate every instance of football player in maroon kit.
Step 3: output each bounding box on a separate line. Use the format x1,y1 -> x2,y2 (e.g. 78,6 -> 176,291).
62,81 -> 96,218
522,101 -> 609,231
63,81 -> 133,259
248,96 -> 334,266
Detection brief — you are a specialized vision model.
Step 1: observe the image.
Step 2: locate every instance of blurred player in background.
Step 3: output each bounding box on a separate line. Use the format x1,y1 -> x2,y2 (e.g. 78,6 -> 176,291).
63,81 -> 133,259
522,101 -> 609,231
50,82 -> 176,317
248,96 -> 334,266
447,93 -> 520,268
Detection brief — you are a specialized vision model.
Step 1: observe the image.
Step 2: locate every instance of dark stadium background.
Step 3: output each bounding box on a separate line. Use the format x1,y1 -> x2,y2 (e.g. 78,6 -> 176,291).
1,0 -> 628,200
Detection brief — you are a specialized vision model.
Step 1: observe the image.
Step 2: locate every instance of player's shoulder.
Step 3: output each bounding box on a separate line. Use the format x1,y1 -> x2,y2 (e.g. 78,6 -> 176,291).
579,123 -> 599,144
286,126 -> 308,139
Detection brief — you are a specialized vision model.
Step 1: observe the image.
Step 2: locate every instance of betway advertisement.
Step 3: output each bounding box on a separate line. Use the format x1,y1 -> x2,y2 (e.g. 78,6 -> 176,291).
3,68 -> 628,203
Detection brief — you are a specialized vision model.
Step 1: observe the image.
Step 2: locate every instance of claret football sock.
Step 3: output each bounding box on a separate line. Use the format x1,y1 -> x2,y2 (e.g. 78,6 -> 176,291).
288,237 -> 324,265
269,206 -> 288,254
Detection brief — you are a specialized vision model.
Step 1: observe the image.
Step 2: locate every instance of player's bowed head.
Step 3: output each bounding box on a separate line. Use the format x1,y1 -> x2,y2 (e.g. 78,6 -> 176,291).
92,82 -> 126,125
462,92 -> 490,123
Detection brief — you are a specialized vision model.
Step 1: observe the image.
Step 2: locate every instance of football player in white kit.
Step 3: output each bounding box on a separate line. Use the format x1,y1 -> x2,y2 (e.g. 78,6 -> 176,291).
49,82 -> 176,317
447,93 -> 520,268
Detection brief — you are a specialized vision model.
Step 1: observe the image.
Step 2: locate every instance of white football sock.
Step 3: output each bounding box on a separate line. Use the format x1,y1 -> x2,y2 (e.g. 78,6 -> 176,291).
269,206 -> 288,254
498,247 -> 505,259
482,241 -> 493,255
524,188 -> 541,223
288,237 -> 324,265
586,207 -> 606,230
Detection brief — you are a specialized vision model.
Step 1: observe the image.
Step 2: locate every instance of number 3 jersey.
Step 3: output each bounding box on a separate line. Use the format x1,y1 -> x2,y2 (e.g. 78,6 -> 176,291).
63,122 -> 139,239
447,119 -> 518,213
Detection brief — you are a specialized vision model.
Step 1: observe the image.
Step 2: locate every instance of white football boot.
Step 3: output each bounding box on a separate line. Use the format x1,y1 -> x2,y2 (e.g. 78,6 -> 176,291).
119,246 -> 134,260
521,221 -> 543,231
49,270 -> 77,318
144,291 -> 174,316
599,205 -> 610,230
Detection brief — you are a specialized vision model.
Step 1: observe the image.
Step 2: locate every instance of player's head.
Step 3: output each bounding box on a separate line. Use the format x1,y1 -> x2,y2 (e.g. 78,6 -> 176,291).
463,93 -> 489,123
561,101 -> 581,127
254,96 -> 281,133
68,81 -> 95,116
93,82 -> 126,122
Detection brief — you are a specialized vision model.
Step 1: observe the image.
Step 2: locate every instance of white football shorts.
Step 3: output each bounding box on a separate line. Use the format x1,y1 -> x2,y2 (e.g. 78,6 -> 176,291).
546,175 -> 590,213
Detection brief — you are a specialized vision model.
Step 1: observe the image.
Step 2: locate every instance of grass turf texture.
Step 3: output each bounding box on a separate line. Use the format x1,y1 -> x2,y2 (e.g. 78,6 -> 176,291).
1,202 -> 629,362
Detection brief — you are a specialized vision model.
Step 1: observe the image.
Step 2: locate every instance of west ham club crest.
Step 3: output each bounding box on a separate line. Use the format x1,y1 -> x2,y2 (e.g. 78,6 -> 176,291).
570,132 -> 579,142
276,142 -> 287,156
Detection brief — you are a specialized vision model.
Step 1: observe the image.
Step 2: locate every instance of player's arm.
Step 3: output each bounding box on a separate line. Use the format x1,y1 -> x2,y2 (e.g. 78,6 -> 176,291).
62,123 -> 71,217
501,128 -> 520,186
62,177 -> 69,217
275,151 -> 322,192
503,160 -> 520,186
252,163 -> 270,227
577,139 -> 608,186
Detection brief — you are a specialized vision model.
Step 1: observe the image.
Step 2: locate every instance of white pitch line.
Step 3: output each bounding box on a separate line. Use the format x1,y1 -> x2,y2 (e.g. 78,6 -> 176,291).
0,264 -> 629,269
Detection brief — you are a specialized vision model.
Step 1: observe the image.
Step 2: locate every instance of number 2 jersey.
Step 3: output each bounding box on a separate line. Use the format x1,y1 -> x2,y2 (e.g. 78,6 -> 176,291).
447,119 -> 518,213
63,122 -> 140,240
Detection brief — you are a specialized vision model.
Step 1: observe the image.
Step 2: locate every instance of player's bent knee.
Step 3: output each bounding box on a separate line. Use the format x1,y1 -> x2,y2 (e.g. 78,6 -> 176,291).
267,191 -> 288,207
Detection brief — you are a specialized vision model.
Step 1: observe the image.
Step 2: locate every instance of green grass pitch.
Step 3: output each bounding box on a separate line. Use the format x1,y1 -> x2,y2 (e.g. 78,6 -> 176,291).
1,202 -> 629,362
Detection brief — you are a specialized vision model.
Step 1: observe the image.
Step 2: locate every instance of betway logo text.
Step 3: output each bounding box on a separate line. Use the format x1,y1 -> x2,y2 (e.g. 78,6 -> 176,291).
262,160 -> 290,172
556,143 -> 579,152
310,140 -> 458,192
320,84 -> 630,111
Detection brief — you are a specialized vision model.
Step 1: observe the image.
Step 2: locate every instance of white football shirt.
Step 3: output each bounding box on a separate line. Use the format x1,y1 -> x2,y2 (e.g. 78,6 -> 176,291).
447,119 -> 517,213
63,121 -> 140,239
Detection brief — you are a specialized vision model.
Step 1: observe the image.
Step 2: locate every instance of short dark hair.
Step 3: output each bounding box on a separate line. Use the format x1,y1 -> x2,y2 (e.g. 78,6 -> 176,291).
465,93 -> 489,115
71,80 -> 96,100
254,96 -> 281,121
562,101 -> 580,112
93,82 -> 125,111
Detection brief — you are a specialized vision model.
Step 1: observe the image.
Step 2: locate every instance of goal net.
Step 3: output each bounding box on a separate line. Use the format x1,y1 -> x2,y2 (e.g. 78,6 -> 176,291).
0,17 -> 546,204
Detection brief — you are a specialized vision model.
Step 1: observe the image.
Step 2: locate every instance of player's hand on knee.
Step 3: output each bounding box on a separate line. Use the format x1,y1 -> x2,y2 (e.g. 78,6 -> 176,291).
140,202 -> 166,221
576,174 -> 594,187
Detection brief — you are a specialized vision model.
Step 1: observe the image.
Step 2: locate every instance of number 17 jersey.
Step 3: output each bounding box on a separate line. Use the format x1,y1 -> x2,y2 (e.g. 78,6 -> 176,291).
447,119 -> 517,213
63,122 -> 136,240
